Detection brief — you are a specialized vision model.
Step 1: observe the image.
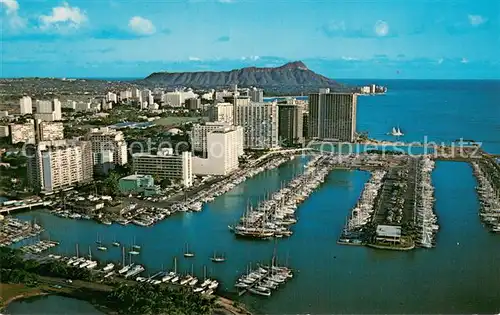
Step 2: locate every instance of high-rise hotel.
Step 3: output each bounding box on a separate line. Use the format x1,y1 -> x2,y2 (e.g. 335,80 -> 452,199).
27,140 -> 93,193
308,88 -> 357,142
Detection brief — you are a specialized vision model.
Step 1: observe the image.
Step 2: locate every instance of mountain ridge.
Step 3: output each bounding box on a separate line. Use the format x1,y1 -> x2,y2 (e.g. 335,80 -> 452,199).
143,61 -> 346,92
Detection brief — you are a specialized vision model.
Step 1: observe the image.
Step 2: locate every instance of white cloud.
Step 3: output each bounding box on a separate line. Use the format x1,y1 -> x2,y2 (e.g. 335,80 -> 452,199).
128,16 -> 156,35
374,20 -> 389,37
461,58 -> 469,64
341,56 -> 358,61
39,2 -> 87,31
218,0 -> 233,3
0,0 -> 18,14
437,58 -> 444,64
188,56 -> 202,61
241,56 -> 260,61
468,14 -> 487,26
1,0 -> 25,29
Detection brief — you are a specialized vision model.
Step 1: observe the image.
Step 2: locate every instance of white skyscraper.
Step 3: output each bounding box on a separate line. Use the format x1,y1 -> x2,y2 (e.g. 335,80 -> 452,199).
27,139 -> 93,193
249,87 -> 264,102
106,92 -> 118,103
20,96 -> 33,115
88,127 -> 128,174
190,122 -> 243,157
35,99 -> 61,121
208,102 -> 234,124
234,101 -> 279,149
192,126 -> 242,176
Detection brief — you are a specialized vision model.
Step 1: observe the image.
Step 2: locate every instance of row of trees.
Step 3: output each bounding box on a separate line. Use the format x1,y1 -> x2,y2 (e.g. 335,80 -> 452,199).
0,247 -> 93,282
107,283 -> 215,315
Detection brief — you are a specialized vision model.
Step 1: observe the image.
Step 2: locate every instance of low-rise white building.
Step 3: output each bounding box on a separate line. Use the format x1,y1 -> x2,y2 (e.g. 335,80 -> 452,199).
132,150 -> 192,187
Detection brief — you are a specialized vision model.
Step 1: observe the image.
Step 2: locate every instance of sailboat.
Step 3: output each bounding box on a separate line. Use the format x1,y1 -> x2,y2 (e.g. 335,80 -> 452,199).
97,233 -> 107,251
170,257 -> 179,283
210,251 -> 226,263
129,237 -> 140,255
132,237 -> 141,250
112,235 -> 120,247
183,243 -> 194,258
390,126 -> 404,137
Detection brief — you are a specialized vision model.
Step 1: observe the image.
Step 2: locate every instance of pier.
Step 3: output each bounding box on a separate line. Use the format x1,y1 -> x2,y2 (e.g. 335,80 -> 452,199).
0,201 -> 51,214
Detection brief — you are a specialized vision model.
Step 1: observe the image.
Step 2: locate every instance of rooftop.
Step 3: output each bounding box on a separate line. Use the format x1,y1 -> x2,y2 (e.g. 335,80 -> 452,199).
121,174 -> 153,181
376,225 -> 402,238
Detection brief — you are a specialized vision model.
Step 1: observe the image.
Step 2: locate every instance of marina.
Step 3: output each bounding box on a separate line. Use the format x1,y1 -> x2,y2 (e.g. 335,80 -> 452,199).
337,155 -> 438,250
471,159 -> 500,232
229,155 -> 332,239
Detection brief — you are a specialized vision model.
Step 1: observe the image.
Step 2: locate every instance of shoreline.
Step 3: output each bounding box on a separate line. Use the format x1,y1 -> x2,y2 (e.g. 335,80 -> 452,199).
0,284 -> 48,312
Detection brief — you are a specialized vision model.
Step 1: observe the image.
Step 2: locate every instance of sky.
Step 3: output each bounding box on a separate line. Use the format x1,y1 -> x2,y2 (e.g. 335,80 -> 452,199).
1,0 -> 499,79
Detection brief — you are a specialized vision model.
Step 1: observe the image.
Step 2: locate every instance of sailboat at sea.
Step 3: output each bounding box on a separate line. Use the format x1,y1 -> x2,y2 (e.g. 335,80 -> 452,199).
96,233 -> 107,251
183,243 -> 194,258
210,251 -> 226,263
129,237 -> 140,255
112,235 -> 120,247
390,126 -> 404,137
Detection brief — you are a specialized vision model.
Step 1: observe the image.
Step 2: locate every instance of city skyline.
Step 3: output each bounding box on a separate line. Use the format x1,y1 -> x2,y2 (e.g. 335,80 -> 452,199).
1,0 -> 499,79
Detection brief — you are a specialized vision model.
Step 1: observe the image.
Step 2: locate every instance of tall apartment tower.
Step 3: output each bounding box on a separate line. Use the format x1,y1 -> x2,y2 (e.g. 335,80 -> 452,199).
27,140 -> 93,193
249,88 -> 264,102
87,127 -> 128,174
234,101 -> 279,149
208,102 -> 234,124
20,96 -> 33,115
278,104 -> 304,146
308,90 -> 357,142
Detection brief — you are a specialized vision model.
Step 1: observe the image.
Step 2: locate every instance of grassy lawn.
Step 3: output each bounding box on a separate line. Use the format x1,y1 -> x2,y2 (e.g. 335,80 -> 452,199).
0,283 -> 44,308
155,116 -> 206,126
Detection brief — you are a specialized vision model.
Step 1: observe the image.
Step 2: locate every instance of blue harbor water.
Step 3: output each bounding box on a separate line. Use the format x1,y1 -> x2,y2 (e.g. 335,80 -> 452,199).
7,80 -> 500,313
5,295 -> 103,315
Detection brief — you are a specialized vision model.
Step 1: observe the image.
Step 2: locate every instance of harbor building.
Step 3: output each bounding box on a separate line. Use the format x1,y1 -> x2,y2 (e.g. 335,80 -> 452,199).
192,126 -> 242,176
308,89 -> 357,142
278,104 -> 304,146
234,101 -> 279,149
249,87 -> 264,102
190,122 -> 243,157
87,127 -> 128,174
208,102 -> 234,124
132,149 -> 193,187
118,174 -> 157,195
20,96 -> 33,115
375,225 -> 402,244
27,139 -> 93,193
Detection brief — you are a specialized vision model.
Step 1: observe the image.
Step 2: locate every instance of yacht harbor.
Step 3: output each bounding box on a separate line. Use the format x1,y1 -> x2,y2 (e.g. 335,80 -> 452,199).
0,217 -> 44,247
229,155 -> 331,239
337,155 -> 438,250
235,258 -> 293,298
471,159 -> 500,232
